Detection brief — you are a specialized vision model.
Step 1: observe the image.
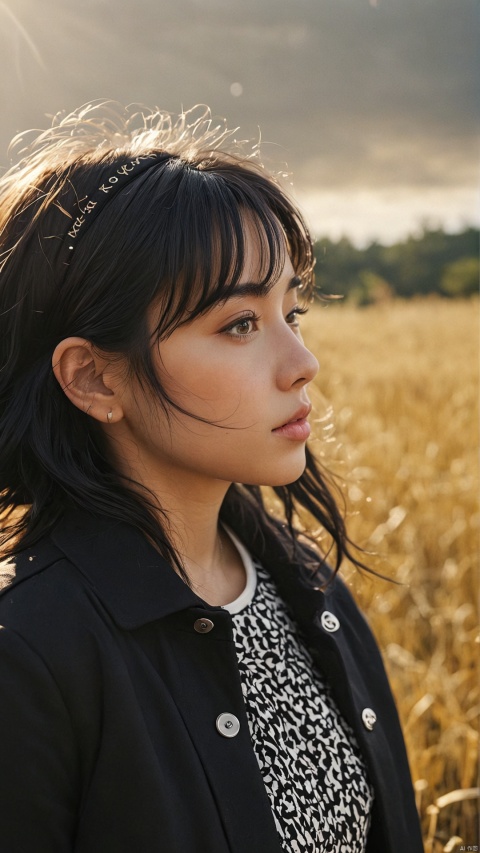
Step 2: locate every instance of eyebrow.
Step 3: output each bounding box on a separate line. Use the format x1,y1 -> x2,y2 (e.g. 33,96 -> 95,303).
222,275 -> 302,302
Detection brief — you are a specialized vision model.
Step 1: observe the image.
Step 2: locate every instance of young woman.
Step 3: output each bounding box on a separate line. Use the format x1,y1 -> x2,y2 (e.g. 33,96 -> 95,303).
0,104 -> 422,852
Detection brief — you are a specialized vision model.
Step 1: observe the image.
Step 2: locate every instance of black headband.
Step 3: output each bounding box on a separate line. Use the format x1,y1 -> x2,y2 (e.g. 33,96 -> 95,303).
58,152 -> 166,273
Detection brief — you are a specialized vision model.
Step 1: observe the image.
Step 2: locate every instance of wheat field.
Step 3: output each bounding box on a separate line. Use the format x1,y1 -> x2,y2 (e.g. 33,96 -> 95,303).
301,297 -> 479,852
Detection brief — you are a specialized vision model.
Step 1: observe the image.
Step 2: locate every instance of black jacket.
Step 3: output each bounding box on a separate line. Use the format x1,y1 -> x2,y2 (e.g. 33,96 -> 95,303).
0,510 -> 423,852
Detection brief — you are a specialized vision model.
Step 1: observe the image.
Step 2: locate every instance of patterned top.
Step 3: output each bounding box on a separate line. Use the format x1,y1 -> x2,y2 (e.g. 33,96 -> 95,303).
223,530 -> 374,853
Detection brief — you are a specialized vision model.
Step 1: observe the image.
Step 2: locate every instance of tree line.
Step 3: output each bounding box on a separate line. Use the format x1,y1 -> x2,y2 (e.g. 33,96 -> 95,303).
313,226 -> 478,304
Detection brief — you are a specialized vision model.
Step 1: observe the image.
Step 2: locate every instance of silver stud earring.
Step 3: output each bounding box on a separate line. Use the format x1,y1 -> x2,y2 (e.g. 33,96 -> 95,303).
107,410 -> 113,423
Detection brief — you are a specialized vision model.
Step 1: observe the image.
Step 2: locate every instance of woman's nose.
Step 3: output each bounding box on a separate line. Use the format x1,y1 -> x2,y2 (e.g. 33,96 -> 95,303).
276,332 -> 319,391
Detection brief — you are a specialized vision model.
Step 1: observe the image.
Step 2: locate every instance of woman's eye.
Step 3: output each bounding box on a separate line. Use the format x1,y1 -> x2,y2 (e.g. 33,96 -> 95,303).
286,306 -> 309,326
223,314 -> 260,339
233,319 -> 255,335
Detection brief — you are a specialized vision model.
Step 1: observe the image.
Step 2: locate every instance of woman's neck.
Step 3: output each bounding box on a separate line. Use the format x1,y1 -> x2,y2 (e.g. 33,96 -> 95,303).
165,496 -> 247,606
186,525 -> 247,606
116,450 -> 246,604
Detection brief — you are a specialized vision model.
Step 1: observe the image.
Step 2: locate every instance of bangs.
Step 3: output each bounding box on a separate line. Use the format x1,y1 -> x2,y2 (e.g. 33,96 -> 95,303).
146,158 -> 315,340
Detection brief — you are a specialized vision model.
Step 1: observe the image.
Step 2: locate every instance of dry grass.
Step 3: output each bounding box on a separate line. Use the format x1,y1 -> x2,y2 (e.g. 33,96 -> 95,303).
301,297 -> 479,852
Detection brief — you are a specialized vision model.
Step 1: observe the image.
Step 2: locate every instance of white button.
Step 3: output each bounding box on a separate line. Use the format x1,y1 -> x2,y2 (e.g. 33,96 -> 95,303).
194,618 -> 214,633
216,713 -> 240,738
362,708 -> 377,730
321,611 -> 340,633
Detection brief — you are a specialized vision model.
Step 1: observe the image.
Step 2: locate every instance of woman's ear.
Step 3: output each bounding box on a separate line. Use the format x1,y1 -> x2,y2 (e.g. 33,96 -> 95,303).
52,337 -> 124,424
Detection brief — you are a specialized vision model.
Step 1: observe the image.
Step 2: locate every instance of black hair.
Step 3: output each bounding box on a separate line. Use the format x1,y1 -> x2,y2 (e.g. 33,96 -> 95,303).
0,103 -> 366,584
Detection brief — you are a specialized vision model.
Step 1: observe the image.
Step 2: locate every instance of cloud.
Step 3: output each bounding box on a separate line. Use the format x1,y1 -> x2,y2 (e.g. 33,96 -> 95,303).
0,0 -> 477,240
295,185 -> 479,246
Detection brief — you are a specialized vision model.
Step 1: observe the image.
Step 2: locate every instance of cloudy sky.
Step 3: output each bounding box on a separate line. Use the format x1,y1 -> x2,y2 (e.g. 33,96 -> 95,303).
0,0 -> 478,244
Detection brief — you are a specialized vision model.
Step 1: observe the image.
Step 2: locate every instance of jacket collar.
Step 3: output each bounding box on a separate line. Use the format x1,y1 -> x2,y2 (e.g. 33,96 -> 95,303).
7,508 -> 330,633
50,509 -> 209,629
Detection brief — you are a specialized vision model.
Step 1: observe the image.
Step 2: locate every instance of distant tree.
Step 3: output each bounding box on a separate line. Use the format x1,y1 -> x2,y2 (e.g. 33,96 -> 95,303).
313,227 -> 479,301
314,236 -> 361,298
440,256 -> 479,297
382,228 -> 474,297
348,271 -> 394,306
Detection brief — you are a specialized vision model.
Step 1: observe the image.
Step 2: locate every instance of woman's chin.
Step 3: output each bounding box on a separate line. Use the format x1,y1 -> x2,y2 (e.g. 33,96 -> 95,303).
247,455 -> 307,488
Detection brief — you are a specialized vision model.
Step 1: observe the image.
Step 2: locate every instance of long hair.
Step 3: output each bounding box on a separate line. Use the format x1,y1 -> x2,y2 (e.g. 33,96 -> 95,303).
0,102 -> 365,584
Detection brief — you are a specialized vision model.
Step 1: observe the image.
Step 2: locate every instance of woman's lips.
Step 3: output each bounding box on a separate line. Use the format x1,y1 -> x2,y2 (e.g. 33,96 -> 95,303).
272,417 -> 311,441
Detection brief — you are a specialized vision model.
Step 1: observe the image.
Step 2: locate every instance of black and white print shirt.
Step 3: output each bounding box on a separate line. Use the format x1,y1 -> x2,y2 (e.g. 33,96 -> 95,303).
223,530 -> 375,853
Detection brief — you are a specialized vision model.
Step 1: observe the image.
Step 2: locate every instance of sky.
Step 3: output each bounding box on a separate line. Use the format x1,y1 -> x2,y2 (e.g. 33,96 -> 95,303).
0,0 -> 478,245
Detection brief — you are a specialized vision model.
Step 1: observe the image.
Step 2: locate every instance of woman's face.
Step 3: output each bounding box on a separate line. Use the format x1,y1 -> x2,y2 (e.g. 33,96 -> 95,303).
114,239 -> 319,490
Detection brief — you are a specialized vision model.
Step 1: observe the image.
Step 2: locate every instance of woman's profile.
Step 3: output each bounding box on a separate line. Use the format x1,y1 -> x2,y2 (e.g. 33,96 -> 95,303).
0,103 -> 423,852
